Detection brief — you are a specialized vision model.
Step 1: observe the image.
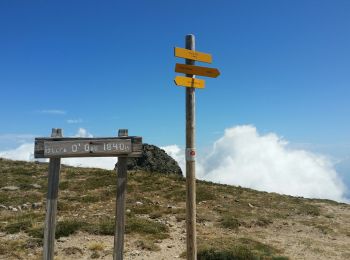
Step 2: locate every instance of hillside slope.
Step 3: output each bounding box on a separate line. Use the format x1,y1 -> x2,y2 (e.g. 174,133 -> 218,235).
0,158 -> 349,259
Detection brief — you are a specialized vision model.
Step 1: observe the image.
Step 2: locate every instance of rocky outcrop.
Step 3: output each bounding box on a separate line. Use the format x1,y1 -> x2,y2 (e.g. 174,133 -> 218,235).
116,144 -> 182,176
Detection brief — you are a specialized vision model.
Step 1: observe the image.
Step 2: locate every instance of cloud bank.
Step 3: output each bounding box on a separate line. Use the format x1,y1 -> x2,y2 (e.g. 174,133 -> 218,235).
163,125 -> 348,202
0,125 -> 348,202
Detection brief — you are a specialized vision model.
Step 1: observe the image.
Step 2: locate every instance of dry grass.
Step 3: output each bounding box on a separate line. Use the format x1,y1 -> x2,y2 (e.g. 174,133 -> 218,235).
0,158 -> 349,259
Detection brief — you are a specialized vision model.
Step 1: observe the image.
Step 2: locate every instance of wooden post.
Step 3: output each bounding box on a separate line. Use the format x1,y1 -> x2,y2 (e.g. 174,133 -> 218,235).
43,128 -> 62,260
114,129 -> 129,260
185,34 -> 197,260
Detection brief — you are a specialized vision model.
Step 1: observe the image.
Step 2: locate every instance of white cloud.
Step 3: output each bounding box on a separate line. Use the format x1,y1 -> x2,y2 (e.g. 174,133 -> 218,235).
39,109 -> 66,115
74,128 -> 93,138
67,119 -> 83,124
161,125 -> 348,202
0,143 -> 35,161
0,125 -> 348,202
61,157 -> 117,170
201,125 -> 347,202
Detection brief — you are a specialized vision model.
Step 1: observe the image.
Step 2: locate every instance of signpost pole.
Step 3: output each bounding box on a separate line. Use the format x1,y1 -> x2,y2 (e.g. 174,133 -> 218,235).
114,129 -> 129,260
43,128 -> 62,260
185,34 -> 197,260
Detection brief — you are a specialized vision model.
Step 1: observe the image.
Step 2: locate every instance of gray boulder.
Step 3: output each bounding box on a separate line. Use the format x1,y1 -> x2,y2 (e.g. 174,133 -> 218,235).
116,144 -> 182,176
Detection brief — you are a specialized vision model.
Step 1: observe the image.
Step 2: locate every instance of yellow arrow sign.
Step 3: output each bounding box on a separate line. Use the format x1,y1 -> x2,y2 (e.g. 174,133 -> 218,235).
174,47 -> 212,63
174,76 -> 205,89
175,63 -> 220,78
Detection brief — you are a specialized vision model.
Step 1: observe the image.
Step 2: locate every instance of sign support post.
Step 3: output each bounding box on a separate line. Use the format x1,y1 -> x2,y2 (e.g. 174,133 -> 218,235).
185,34 -> 197,260
43,128 -> 62,260
114,129 -> 129,260
35,128 -> 142,260
174,34 -> 220,259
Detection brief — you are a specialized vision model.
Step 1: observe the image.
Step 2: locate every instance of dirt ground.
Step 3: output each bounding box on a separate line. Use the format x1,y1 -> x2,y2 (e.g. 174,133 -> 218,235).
3,202 -> 349,260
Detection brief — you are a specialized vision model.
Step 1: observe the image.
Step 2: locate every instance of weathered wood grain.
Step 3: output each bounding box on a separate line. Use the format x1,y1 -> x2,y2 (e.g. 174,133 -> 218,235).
35,137 -> 142,158
185,34 -> 197,260
114,129 -> 129,260
43,128 -> 62,260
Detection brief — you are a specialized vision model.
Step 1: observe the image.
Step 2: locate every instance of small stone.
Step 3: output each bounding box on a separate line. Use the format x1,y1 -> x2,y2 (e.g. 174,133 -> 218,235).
131,250 -> 140,256
248,203 -> 254,208
126,209 -> 131,213
32,202 -> 42,209
58,237 -> 68,242
1,186 -> 19,191
12,207 -> 18,212
31,184 -> 42,189
22,203 -> 30,210
0,205 -> 7,210
135,201 -> 143,206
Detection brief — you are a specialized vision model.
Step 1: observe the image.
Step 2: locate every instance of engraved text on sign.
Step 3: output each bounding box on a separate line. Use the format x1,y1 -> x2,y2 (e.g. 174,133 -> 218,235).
43,139 -> 132,157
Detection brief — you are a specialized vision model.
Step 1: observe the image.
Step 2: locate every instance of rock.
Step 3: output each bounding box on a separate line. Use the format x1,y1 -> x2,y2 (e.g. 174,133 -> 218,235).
0,205 -> 7,210
31,184 -> 42,189
12,207 -> 18,212
1,186 -> 19,191
130,250 -> 140,256
116,144 -> 182,176
22,203 -> 30,210
126,209 -> 131,213
32,202 -> 42,209
58,237 -> 69,243
135,201 -> 143,206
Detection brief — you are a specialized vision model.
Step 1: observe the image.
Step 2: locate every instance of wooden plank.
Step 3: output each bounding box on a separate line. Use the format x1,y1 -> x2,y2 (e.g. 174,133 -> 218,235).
174,47 -> 212,63
35,137 -> 142,158
174,76 -> 205,89
185,35 -> 197,260
175,63 -> 220,78
43,128 -> 62,260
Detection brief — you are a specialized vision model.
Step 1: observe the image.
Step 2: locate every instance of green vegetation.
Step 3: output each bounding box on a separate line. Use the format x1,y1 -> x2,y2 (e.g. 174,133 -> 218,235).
126,216 -> 169,239
219,215 -> 240,230
0,158 -> 348,259
197,237 -> 288,260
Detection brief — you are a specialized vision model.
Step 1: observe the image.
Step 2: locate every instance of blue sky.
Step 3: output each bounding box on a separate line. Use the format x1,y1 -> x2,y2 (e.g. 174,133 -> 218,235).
0,1 -> 349,197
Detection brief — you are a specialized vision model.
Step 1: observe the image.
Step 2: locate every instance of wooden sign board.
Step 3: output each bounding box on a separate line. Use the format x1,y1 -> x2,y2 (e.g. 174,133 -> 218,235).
174,47 -> 212,63
174,76 -> 205,89
35,137 -> 142,158
175,63 -> 220,78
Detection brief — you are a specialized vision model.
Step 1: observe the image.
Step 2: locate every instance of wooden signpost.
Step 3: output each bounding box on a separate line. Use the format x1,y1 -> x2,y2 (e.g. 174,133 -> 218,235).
175,63 -> 220,78
34,128 -> 142,260
174,76 -> 205,89
174,35 -> 220,260
174,47 -> 212,63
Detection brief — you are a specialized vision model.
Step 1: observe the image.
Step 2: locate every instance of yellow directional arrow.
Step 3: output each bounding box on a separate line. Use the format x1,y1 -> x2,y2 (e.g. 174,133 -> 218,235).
174,47 -> 212,63
174,76 -> 205,89
175,63 -> 220,78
